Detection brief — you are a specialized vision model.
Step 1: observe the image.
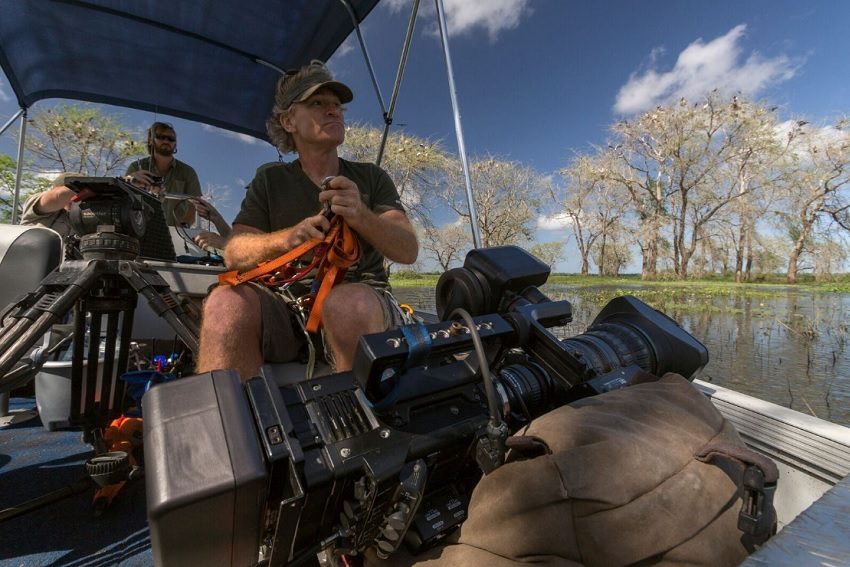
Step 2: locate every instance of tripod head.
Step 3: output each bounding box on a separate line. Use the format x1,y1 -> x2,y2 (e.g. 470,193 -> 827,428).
65,177 -> 175,262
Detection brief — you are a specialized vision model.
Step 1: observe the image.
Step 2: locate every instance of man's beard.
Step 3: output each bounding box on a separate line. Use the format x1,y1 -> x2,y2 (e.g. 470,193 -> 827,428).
154,144 -> 174,157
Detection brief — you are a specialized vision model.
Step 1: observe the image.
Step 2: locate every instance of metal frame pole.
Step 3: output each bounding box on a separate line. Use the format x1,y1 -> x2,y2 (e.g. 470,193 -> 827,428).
376,0 -> 420,166
434,0 -> 481,248
338,0 -> 386,117
0,108 -> 24,137
11,109 -> 28,225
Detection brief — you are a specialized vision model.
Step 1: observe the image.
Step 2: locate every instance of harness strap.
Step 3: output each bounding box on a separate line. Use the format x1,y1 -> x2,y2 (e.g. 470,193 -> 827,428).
218,216 -> 361,332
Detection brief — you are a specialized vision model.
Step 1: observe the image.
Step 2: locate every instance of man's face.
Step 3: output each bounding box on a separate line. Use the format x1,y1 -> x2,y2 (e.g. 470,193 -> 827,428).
283,88 -> 346,150
153,128 -> 177,156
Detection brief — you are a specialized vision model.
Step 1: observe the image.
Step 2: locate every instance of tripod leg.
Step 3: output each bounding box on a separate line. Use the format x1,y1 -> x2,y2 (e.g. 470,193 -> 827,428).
119,262 -> 200,353
0,262 -> 101,380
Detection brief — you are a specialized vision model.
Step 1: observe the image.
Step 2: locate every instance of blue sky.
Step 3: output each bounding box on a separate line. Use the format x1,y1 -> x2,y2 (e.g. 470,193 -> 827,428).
2,0 -> 849,272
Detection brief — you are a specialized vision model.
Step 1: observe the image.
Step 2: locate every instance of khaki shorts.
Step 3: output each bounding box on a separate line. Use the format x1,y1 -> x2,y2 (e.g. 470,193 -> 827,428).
251,282 -> 408,364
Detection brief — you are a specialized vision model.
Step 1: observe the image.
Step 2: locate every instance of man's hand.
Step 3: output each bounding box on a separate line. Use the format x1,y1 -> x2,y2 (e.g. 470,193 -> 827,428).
129,171 -> 165,195
285,213 -> 330,250
193,231 -> 227,252
189,197 -> 223,222
319,176 -> 365,221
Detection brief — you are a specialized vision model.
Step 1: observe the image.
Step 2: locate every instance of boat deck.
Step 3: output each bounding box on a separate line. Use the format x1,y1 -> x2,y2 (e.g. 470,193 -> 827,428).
742,472 -> 850,565
2,389 -> 849,566
0,396 -> 151,566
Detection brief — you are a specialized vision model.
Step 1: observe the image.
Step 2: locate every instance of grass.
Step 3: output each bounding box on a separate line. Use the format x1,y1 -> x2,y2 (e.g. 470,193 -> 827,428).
389,271 -> 850,295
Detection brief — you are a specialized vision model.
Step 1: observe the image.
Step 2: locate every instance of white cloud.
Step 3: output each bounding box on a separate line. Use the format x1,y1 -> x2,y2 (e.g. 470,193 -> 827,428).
537,212 -> 572,231
614,24 -> 801,115
333,34 -> 356,59
0,84 -> 10,103
200,124 -> 263,145
385,0 -> 532,42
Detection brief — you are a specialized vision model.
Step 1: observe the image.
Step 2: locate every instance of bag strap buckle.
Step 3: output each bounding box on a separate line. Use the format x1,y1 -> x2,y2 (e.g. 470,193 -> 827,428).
738,464 -> 777,538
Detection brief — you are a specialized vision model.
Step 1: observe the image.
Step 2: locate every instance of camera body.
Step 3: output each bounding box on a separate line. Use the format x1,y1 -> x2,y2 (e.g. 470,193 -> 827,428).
144,246 -> 708,566
64,177 -> 176,261
66,176 -> 156,239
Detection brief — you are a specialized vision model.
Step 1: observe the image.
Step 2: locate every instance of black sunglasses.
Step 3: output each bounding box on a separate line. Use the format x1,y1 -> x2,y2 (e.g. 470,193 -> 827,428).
155,134 -> 176,142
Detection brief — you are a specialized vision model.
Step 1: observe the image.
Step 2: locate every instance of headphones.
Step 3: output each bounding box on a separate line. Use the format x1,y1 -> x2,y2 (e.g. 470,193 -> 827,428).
147,122 -> 177,155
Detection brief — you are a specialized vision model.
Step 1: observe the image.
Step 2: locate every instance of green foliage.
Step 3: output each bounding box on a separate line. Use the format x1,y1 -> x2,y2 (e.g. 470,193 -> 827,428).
341,124 -> 451,227
25,103 -> 145,175
0,154 -> 48,223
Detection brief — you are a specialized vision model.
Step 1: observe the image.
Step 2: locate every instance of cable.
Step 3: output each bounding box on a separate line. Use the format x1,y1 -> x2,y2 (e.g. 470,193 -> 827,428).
449,307 -> 502,428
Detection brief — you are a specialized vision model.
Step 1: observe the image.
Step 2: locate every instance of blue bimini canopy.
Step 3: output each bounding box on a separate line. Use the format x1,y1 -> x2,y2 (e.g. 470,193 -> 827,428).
0,0 -> 380,142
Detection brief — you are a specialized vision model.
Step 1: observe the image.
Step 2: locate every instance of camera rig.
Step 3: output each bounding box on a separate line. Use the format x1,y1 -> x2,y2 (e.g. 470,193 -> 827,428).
143,246 -> 708,567
0,177 -> 200,514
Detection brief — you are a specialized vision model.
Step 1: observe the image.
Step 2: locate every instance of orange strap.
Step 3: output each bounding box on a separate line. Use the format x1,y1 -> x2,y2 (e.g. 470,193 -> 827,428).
218,216 -> 361,332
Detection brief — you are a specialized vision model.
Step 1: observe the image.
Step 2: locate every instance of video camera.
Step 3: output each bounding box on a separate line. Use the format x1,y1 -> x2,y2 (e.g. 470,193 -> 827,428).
65,176 -> 176,261
143,246 -> 708,567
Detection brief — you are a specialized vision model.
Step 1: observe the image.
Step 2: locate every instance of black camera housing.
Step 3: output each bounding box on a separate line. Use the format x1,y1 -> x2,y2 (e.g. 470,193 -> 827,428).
435,245 -> 550,319
144,246 -> 709,566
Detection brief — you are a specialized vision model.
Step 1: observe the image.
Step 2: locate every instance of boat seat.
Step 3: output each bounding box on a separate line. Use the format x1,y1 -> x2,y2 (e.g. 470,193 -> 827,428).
0,223 -> 63,311
0,224 -> 63,416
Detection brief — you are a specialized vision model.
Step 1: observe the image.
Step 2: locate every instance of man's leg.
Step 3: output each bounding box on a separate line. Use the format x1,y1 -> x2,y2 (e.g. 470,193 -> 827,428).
321,283 -> 386,372
196,285 -> 263,380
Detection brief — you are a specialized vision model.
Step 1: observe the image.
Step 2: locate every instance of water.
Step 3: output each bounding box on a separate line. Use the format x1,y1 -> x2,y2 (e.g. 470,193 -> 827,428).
393,285 -> 850,427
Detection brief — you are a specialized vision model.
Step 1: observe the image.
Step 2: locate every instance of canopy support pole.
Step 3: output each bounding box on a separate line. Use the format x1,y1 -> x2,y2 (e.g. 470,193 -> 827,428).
376,0 -> 420,166
11,108 -> 28,225
0,108 -> 24,137
338,0 -> 386,119
434,0 -> 481,248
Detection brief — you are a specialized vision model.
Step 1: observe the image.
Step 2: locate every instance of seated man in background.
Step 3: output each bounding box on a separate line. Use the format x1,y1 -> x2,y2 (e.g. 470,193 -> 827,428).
195,60 -> 418,380
126,121 -> 202,226
20,172 -> 87,237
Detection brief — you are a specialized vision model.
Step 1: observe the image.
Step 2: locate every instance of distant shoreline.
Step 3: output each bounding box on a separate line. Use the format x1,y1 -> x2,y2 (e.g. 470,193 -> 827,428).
390,272 -> 850,294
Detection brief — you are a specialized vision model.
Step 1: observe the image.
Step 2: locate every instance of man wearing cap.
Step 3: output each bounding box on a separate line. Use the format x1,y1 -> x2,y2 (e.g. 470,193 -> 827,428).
195,60 -> 418,380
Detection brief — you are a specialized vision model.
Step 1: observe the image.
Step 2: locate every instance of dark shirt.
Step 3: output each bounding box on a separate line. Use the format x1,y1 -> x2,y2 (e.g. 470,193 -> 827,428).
126,157 -> 202,226
234,158 -> 405,286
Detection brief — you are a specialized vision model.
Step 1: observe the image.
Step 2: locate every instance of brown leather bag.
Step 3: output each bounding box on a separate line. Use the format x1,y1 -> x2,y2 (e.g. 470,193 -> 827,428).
416,372 -> 777,567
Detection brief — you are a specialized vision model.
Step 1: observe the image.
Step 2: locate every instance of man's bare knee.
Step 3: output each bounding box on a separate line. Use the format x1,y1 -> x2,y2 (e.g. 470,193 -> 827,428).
323,285 -> 383,330
203,285 -> 261,328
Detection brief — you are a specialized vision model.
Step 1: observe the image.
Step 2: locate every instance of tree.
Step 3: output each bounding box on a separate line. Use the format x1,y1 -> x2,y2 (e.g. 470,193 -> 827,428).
590,234 -> 631,276
607,93 -> 796,280
24,103 -> 145,175
341,125 -> 451,228
442,156 -> 550,248
560,154 -> 609,275
606,120 -> 673,280
0,154 -> 47,223
714,97 -> 796,282
529,241 -> 564,270
774,119 -> 850,283
812,234 -> 849,281
421,222 -> 471,271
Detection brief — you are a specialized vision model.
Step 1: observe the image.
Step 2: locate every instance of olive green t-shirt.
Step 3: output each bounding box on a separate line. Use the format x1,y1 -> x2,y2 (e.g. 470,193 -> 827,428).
233,158 -> 404,286
126,157 -> 202,226
20,192 -> 73,237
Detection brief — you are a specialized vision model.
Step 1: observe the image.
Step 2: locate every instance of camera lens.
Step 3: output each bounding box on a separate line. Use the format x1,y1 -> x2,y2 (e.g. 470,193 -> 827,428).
560,321 -> 653,378
495,361 -> 561,423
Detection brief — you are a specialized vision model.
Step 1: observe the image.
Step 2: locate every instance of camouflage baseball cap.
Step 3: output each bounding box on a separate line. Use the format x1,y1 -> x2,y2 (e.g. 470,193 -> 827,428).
280,60 -> 353,109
